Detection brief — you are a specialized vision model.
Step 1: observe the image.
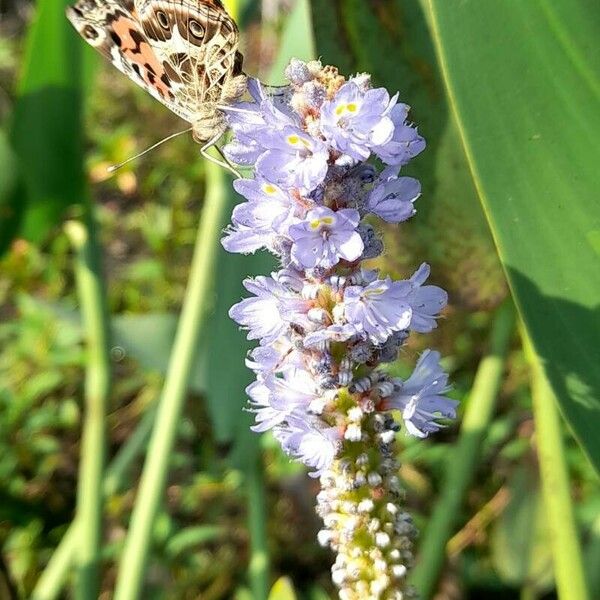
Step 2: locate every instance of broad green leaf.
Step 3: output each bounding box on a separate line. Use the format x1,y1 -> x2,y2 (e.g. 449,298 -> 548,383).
309,0 -> 506,310
268,577 -> 298,600
9,0 -> 87,245
426,0 -> 600,470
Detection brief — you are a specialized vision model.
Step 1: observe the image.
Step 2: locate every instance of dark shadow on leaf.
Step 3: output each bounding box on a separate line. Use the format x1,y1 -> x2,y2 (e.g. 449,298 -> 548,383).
507,267 -> 600,469
9,85 -> 85,245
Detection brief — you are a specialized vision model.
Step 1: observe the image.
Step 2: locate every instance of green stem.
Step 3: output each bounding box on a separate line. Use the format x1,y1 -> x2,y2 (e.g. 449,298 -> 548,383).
113,160 -> 229,600
584,513 -> 600,598
520,584 -> 537,600
246,453 -> 270,600
31,526 -> 78,600
411,301 -> 515,599
65,206 -> 111,600
524,333 -> 589,600
31,407 -> 157,600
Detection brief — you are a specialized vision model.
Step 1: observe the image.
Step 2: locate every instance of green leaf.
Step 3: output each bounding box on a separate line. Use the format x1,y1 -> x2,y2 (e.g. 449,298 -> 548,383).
426,0 -> 600,470
164,525 -> 226,558
268,577 -> 298,600
9,0 -> 87,245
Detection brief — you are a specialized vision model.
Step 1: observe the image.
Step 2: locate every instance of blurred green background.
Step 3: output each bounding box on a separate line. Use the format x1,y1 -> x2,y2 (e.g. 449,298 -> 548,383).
0,0 -> 599,598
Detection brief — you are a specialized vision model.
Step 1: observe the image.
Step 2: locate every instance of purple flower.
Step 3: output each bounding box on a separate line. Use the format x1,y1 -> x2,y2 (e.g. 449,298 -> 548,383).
384,350 -> 457,438
274,415 -> 341,476
373,103 -> 426,166
222,178 -> 295,254
229,276 -> 310,344
223,79 -> 297,165
247,377 -> 288,432
320,81 -> 395,163
343,278 -> 413,344
405,264 -> 448,333
366,167 -> 421,223
245,338 -> 304,374
256,126 -> 329,193
289,207 -> 364,269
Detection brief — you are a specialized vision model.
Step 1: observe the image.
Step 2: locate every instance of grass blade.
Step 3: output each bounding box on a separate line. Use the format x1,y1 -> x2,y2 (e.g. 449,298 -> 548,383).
65,211 -> 111,600
524,333 -> 589,600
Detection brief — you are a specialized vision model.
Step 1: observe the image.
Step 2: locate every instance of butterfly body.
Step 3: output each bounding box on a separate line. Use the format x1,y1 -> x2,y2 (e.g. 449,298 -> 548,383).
67,0 -> 246,146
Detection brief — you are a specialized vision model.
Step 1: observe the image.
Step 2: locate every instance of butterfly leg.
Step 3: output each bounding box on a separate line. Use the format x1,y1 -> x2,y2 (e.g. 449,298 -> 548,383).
200,135 -> 242,179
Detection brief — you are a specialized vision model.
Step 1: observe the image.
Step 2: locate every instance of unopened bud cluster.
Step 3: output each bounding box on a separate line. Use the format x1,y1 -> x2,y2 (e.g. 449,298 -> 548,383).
221,59 -> 458,598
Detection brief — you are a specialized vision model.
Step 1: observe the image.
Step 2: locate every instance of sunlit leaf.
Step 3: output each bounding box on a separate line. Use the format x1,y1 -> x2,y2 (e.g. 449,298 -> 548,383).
426,0 -> 600,470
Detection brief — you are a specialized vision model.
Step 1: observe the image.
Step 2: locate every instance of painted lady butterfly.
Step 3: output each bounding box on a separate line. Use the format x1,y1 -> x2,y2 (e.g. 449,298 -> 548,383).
66,0 -> 247,170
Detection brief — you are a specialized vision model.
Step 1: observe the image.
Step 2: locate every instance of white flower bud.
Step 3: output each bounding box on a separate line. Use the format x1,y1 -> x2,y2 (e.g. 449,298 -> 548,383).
344,423 -> 362,442
357,499 -> 374,513
368,472 -> 383,487
317,529 -> 334,547
392,564 -> 408,579
347,406 -> 363,422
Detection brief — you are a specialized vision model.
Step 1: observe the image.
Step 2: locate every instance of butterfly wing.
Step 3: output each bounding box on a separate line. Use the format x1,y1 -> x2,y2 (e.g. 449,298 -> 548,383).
67,0 -> 243,124
134,0 -> 243,116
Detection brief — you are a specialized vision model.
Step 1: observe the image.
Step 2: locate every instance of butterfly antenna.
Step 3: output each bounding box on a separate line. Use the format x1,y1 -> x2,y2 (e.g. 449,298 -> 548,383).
107,127 -> 193,173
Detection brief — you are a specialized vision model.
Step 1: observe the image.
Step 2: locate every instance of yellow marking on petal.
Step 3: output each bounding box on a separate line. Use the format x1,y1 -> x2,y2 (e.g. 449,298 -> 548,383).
364,287 -> 385,297
263,184 -> 277,195
336,102 -> 358,116
309,216 -> 334,230
287,135 -> 300,145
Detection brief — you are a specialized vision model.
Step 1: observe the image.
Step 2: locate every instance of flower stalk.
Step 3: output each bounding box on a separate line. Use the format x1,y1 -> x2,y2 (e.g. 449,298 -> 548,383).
65,208 -> 111,600
222,59 -> 457,598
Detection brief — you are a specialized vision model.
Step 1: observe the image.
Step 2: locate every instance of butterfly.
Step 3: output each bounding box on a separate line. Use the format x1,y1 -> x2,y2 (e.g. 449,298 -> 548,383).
66,0 -> 248,172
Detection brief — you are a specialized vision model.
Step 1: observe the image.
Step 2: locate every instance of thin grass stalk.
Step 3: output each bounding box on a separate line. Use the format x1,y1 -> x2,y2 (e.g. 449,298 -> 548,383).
246,453 -> 270,600
65,208 -> 112,600
584,513 -> 600,598
31,407 -> 157,600
524,333 -> 589,600
411,300 -> 515,598
113,160 -> 229,600
31,526 -> 79,600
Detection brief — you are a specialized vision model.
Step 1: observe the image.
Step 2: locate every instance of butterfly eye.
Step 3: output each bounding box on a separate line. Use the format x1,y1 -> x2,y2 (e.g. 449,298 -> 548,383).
156,10 -> 170,29
188,20 -> 205,39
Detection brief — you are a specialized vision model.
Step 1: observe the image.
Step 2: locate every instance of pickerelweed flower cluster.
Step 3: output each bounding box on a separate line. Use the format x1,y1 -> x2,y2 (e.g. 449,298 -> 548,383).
221,59 -> 458,600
